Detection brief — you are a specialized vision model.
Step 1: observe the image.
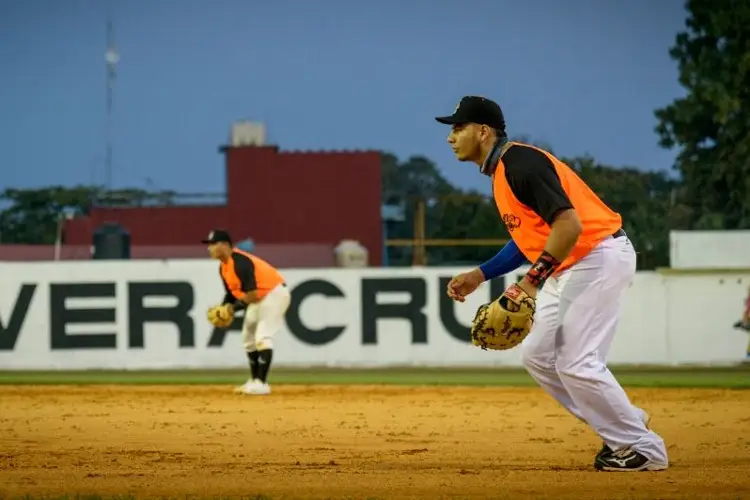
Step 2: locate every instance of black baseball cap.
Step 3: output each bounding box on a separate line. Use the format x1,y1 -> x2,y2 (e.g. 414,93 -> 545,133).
435,95 -> 506,131
201,229 -> 232,244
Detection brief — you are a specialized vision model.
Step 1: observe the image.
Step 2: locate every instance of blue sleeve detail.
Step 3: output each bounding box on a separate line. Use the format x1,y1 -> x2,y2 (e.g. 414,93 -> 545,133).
478,239 -> 527,280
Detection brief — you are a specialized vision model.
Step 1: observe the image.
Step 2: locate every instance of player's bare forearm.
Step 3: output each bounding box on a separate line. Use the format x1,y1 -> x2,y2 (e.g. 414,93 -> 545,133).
542,209 -> 582,262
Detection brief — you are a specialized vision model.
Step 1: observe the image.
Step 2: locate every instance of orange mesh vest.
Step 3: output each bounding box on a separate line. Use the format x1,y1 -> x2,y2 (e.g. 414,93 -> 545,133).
492,143 -> 622,273
221,248 -> 285,299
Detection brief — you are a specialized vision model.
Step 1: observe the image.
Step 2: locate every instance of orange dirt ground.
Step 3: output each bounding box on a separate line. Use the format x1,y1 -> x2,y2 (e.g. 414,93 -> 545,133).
1,385 -> 750,500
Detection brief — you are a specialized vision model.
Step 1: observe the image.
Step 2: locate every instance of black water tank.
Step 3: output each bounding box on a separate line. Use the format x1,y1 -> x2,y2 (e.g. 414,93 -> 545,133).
92,222 -> 131,259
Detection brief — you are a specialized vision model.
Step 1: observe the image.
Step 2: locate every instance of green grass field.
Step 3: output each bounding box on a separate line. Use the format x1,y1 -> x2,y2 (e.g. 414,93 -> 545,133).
1,364 -> 749,388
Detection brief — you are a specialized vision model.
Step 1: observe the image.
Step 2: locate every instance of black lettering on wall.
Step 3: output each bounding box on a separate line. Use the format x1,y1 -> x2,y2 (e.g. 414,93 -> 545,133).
437,276 -> 509,343
286,279 -> 346,346
438,277 -> 469,343
128,282 -> 195,348
206,315 -> 244,348
50,283 -> 117,349
0,284 -> 36,351
361,278 -> 427,345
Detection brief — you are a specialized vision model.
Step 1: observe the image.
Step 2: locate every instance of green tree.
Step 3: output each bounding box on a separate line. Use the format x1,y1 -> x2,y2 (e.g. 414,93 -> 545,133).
0,186 -> 98,244
565,156 -> 690,269
380,153 -> 512,265
0,186 -> 175,244
653,0 -> 750,229
426,192 -> 510,265
380,153 -> 464,265
380,153 -> 510,266
380,153 -> 457,203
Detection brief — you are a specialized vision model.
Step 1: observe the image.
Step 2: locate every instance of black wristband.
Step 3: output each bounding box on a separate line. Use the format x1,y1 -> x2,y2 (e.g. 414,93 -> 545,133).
526,251 -> 561,287
232,299 -> 247,311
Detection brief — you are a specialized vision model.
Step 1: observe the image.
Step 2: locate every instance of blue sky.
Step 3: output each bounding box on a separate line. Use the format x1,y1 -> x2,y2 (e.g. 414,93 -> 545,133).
0,0 -> 688,196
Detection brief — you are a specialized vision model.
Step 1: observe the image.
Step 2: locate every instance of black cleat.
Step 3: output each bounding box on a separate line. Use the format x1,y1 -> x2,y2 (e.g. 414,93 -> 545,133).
595,443 -> 612,461
594,448 -> 668,472
593,411 -> 651,466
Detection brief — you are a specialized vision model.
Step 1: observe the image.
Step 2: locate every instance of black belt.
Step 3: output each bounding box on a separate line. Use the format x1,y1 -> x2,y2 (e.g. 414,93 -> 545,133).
612,228 -> 626,239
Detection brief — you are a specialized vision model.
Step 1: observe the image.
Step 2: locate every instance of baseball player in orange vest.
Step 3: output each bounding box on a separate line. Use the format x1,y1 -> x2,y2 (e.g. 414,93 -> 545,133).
436,96 -> 668,472
203,229 -> 291,395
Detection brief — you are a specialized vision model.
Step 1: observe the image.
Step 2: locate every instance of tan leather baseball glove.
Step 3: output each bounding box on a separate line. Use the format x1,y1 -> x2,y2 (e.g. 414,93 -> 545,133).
207,303 -> 235,328
470,283 -> 536,351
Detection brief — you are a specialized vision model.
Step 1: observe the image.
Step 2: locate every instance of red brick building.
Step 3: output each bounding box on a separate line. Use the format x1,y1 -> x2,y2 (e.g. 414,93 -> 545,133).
62,143 -> 384,266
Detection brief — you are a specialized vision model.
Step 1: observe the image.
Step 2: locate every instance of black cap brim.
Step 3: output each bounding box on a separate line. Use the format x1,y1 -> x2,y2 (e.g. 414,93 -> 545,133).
435,115 -> 465,125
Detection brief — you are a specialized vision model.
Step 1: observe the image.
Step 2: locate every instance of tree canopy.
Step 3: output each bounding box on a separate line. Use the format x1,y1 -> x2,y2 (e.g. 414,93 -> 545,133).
653,0 -> 750,229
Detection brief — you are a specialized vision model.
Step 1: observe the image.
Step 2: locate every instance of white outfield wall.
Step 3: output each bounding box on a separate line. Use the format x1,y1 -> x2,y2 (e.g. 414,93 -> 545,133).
0,260 -> 748,370
669,230 -> 750,270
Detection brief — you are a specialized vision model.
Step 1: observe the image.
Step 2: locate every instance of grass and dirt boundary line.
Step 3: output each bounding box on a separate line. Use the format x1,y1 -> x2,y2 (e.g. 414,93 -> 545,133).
1,364 -> 749,388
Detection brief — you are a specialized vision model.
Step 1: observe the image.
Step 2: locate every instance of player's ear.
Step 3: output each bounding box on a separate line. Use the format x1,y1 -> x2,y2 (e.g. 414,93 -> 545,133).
479,124 -> 492,140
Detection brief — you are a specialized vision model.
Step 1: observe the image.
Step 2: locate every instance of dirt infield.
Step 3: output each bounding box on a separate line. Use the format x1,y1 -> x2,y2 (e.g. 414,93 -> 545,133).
1,385 -> 749,500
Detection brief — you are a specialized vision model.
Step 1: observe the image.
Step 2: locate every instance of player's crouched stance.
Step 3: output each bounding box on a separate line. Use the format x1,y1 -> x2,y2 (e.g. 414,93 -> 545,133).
437,96 -> 669,472
203,229 -> 291,396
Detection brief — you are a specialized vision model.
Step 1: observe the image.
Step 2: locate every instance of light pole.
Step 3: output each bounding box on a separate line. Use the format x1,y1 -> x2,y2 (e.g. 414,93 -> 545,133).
105,20 -> 119,190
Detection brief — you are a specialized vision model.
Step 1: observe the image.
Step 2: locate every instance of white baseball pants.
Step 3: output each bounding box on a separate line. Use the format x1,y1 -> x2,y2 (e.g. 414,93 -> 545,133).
242,283 -> 291,351
520,235 -> 668,465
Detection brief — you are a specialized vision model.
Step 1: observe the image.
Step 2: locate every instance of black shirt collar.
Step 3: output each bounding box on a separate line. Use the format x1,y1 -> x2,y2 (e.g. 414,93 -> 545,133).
480,134 -> 510,177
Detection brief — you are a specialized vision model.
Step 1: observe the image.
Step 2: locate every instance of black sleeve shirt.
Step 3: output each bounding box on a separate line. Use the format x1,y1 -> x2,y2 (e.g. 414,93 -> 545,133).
502,144 -> 574,225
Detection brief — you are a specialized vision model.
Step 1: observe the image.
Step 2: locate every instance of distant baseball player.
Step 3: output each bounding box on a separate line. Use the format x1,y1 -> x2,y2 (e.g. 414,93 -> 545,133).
202,229 -> 291,395
436,96 -> 668,471
732,285 -> 750,361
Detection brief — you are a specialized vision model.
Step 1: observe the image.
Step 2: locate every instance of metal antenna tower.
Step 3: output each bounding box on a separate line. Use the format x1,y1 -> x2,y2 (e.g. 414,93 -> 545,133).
105,20 -> 119,190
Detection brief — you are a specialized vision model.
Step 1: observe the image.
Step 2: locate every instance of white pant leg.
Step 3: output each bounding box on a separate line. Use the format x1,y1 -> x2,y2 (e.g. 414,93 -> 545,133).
552,236 -> 667,464
521,277 -> 589,422
253,284 -> 291,351
241,303 -> 260,352
521,271 -> 651,426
